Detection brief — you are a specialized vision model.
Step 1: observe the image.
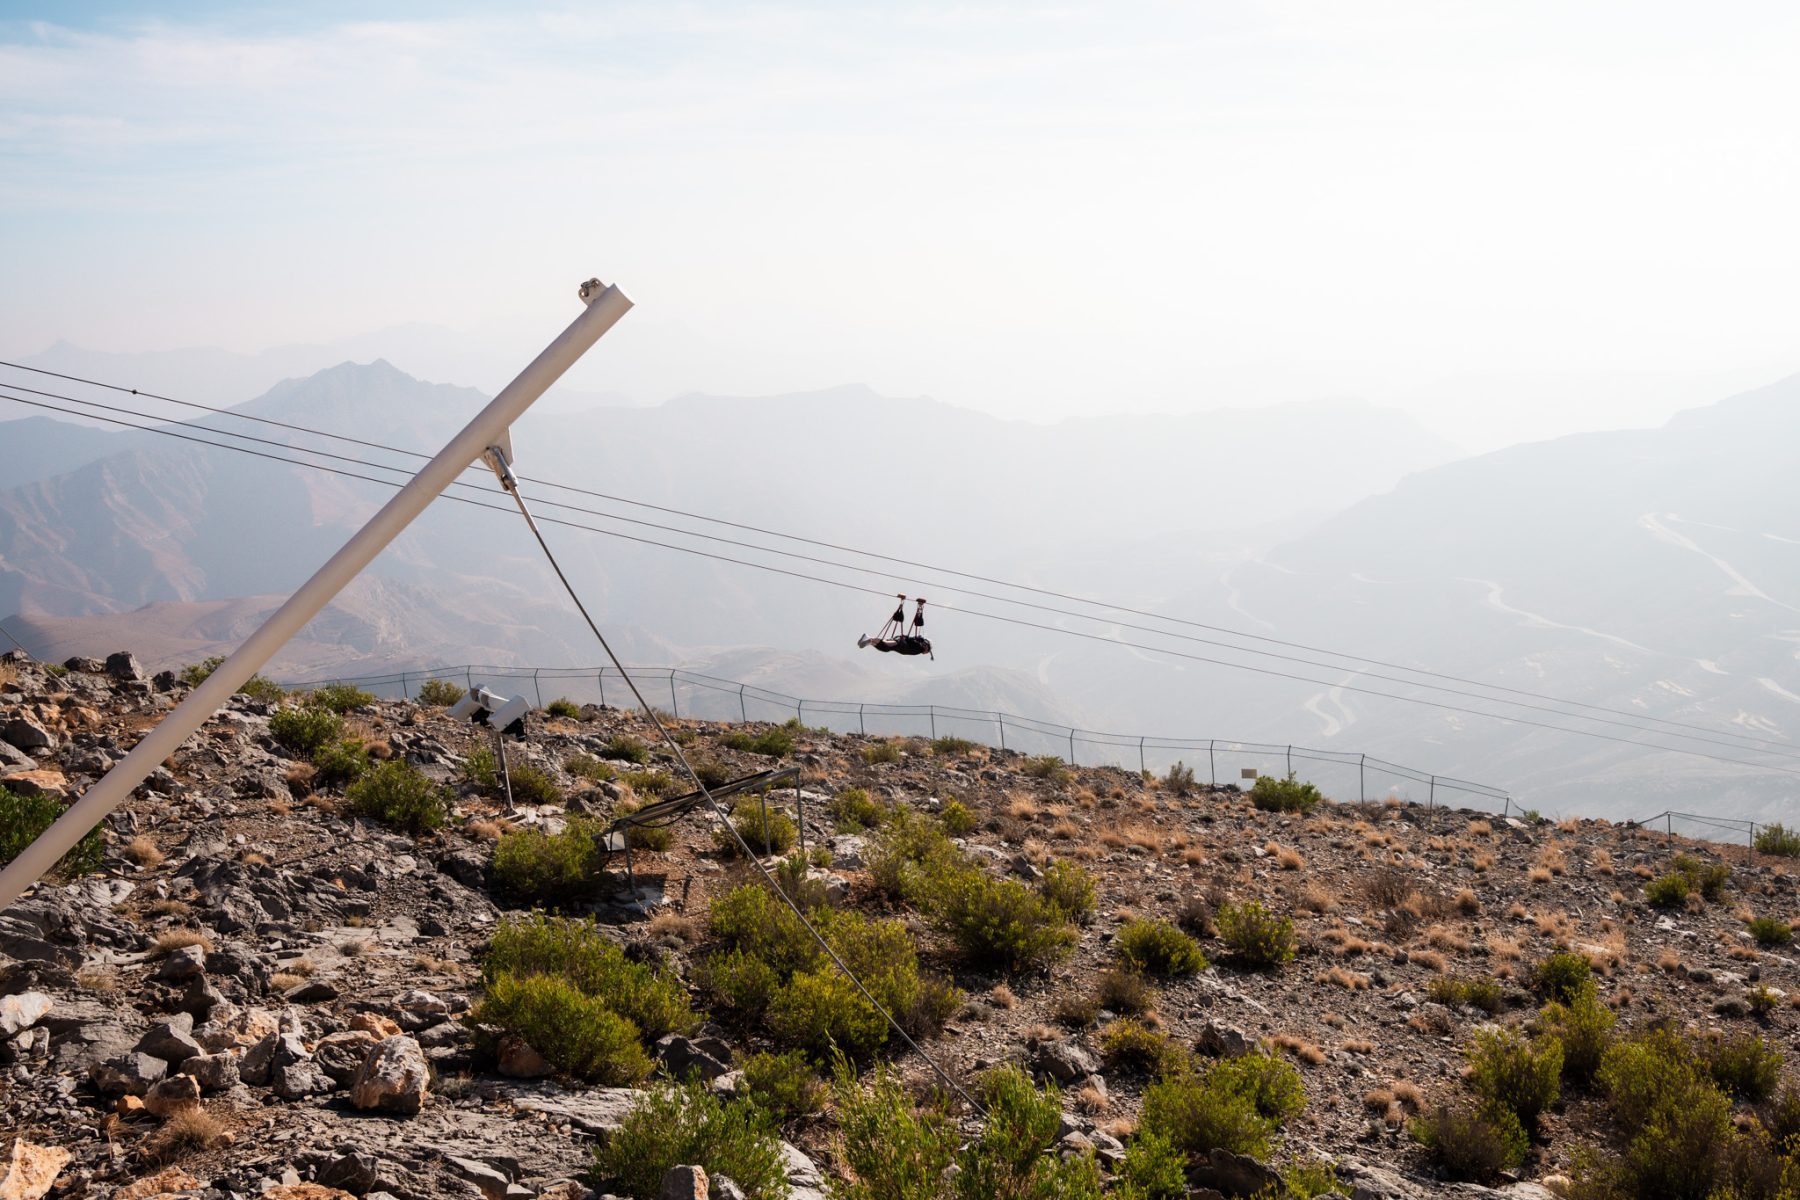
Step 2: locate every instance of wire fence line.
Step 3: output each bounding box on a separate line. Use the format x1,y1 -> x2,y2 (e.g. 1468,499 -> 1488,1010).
1624,809 -> 1787,865
276,661 -> 1519,815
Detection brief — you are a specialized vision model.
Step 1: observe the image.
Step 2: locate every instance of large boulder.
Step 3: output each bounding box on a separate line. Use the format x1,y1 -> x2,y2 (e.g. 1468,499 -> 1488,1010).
349,1036 -> 431,1115
135,1013 -> 204,1064
0,991 -> 52,1038
1,716 -> 54,752
144,1073 -> 202,1117
1028,1038 -> 1097,1084
0,1140 -> 70,1200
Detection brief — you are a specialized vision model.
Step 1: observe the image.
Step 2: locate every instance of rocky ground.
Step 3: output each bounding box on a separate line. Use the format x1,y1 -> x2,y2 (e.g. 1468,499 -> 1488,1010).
2,648 -> 1796,1199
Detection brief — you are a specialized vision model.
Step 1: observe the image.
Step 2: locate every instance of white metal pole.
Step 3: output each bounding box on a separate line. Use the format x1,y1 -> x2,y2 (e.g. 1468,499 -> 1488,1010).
0,278 -> 633,911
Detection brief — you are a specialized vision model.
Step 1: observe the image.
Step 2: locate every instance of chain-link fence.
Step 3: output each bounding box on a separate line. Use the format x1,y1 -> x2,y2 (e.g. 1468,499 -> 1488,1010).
277,662 -> 1515,815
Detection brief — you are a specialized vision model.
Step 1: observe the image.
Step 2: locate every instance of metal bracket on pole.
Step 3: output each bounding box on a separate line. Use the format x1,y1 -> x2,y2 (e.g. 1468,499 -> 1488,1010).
0,277 -> 633,912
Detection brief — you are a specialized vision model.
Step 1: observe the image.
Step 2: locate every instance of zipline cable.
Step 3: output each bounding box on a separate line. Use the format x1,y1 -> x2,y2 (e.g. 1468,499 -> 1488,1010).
5,388 -> 1799,778
4,358 -> 1790,758
8,377 -> 1800,765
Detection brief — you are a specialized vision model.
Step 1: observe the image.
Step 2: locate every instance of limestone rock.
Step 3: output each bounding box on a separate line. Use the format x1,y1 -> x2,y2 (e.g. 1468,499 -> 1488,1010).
498,1033 -> 553,1078
1196,1021 -> 1254,1058
176,1051 -> 241,1092
0,1140 -> 70,1200
0,991 -> 52,1037
1,716 -> 54,752
1028,1038 -> 1097,1083
91,1052 -> 168,1097
349,1011 -> 405,1039
350,1035 -> 431,1115
659,1165 -> 707,1200
136,1013 -> 204,1064
111,1167 -> 201,1200
653,1034 -> 733,1082
143,1073 -> 202,1117
315,1029 -> 379,1085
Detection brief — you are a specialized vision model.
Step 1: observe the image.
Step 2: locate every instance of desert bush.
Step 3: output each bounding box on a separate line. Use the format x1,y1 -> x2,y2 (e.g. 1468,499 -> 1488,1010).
955,1064 -> 1105,1200
1116,918 -> 1207,977
1536,979 -> 1615,1086
564,753 -> 615,783
505,763 -> 563,807
1115,1131 -> 1188,1200
475,972 -> 651,1084
1753,822 -> 1800,857
268,704 -> 345,755
544,698 -> 581,719
1096,966 -> 1158,1015
309,682 -> 375,713
696,950 -> 782,1018
1703,1033 -> 1785,1102
1427,975 -> 1505,1016
1039,860 -> 1098,925
238,675 -> 286,703
311,738 -> 371,788
1211,1049 -> 1307,1122
1362,867 -> 1415,909
931,735 -> 978,756
1249,772 -> 1322,814
619,769 -> 673,797
1165,761 -> 1197,797
862,740 -> 903,765
772,852 -> 834,912
1644,872 -> 1691,909
599,735 -> 651,764
716,799 -> 798,857
867,809 -> 960,905
178,655 -> 225,686
590,1077 -> 787,1199
1747,915 -> 1794,947
0,785 -> 102,876
1598,1027 -> 1708,1128
1585,1026 -> 1747,1199
722,726 -> 796,759
612,798 -> 674,851
939,798 -> 978,836
1531,951 -> 1593,1005
1467,1026 -> 1562,1127
346,760 -> 448,833
832,787 -> 886,831
1411,1102 -> 1528,1180
934,865 -> 1077,972
416,678 -> 465,706
1022,755 -> 1072,784
461,745 -> 500,793
832,1064 -> 958,1200
1215,900 -> 1296,968
485,912 -> 695,1039
1139,1054 -> 1300,1162
739,1048 -> 825,1121
491,819 -> 607,902
767,968 -> 888,1060
1671,853 -> 1731,901
708,883 -> 819,974
1100,1018 -> 1183,1075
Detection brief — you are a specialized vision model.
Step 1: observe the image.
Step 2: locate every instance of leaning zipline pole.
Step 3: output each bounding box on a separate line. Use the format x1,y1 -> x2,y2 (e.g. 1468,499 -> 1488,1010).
0,278 -> 633,912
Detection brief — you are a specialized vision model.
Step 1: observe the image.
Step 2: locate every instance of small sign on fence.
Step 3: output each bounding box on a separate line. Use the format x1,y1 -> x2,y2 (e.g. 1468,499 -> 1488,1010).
1241,768 -> 1259,780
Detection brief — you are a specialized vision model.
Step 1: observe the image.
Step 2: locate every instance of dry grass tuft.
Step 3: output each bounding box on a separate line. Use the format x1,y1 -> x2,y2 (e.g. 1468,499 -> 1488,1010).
990,983 -> 1018,1010
123,837 -> 164,868
1271,1033 -> 1325,1065
1409,949 -> 1447,972
1342,1037 -> 1375,1055
1266,842 -> 1305,871
142,1105 -> 229,1163
1298,882 -> 1337,913
1320,966 -> 1371,990
648,911 -> 699,945
150,929 -> 214,957
1453,888 -> 1481,915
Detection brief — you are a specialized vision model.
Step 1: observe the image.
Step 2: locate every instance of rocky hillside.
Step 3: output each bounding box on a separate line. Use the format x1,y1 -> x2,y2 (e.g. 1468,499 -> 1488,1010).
2,649 -> 1798,1200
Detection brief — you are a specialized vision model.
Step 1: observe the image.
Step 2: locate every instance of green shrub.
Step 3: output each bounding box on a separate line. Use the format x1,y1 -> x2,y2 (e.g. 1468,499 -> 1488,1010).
1411,1102 -> 1528,1180
1096,966 -> 1157,1016
1164,761 -> 1196,797
461,745 -> 500,793
1748,984 -> 1780,1019
474,972 -> 651,1084
416,678 -> 465,707
600,735 -> 650,764
1467,1026 -> 1562,1127
832,1064 -> 957,1200
934,865 -> 1077,972
238,675 -> 286,703
564,753 -> 615,784
716,800 -> 798,857
861,740 -> 903,765
1536,979 -> 1615,1086
268,704 -> 344,755
930,735 -> 978,756
1427,975 -> 1504,1016
832,787 -> 885,831
939,798 -> 977,836
1645,872 -> 1691,909
1671,853 -> 1731,901
1747,915 -> 1794,947
1215,900 -> 1296,968
1598,1027 -> 1707,1129
1140,1065 -> 1278,1161
767,968 -> 888,1060
1116,918 -> 1207,977
867,808 -> 959,905
1753,822 -> 1800,858
544,698 -> 581,719
1610,1080 -> 1735,1200
697,950 -> 782,1018
311,738 -> 371,789
42,663 -> 69,679
590,1078 -> 787,1199
690,758 -> 734,789
613,798 -> 673,851
309,682 -> 375,714
1039,860 -> 1097,925
1703,1033 -> 1785,1102
1210,1049 -> 1307,1122
484,912 -> 695,1039
506,763 -> 563,807
1282,1160 -> 1343,1200
1248,772 -> 1322,814
620,769 -> 673,797
346,759 -> 448,833
1531,951 -> 1593,1004
179,655 -> 226,686
708,883 -> 818,973
954,1064 -> 1074,1200
1022,755 -> 1071,784
739,1049 -> 825,1122
1100,1018 -> 1183,1075
722,726 -> 796,758
491,819 -> 607,902
1115,1131 -> 1188,1200
0,785 -> 102,877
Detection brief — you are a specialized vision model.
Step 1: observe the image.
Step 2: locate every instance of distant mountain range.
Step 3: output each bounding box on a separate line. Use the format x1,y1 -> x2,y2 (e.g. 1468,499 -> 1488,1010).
4,353 -> 1795,820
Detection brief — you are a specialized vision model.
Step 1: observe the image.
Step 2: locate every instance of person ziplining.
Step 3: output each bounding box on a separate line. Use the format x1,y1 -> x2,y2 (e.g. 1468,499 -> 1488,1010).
859,595 -> 933,658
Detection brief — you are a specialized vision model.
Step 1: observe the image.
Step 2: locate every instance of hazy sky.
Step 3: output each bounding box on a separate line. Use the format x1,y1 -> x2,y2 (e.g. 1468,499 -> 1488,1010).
3,1 -> 1798,451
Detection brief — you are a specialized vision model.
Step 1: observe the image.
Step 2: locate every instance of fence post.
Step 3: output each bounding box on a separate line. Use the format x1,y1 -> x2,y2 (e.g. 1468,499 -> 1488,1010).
532,669 -> 544,709
859,703 -> 866,736
1208,740 -> 1216,788
1429,775 -> 1436,813
930,709 -> 937,740
464,666 -> 473,691
1503,796 -> 1511,820
1748,822 -> 1756,866
795,698 -> 803,722
1359,754 -> 1365,803
1139,737 -> 1146,777
400,673 -> 411,701
1667,813 -> 1673,844
997,714 -> 1006,751
597,670 -> 606,709
1068,730 -> 1076,767
668,671 -> 679,718
739,685 -> 748,723
1286,745 -> 1292,777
